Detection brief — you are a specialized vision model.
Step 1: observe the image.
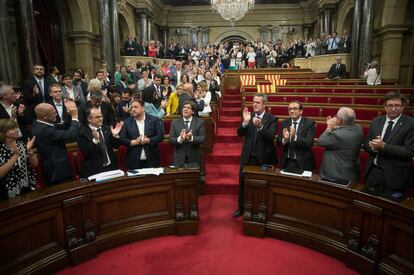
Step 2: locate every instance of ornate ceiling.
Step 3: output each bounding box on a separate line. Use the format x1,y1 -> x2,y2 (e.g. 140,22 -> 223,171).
159,0 -> 304,6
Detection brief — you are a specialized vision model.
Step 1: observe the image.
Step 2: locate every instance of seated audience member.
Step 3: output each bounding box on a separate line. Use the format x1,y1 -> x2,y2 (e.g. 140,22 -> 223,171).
276,101 -> 316,172
364,61 -> 381,85
177,84 -> 204,115
326,32 -> 340,54
77,109 -> 122,178
47,83 -> 71,130
117,89 -> 132,121
196,82 -> 211,117
79,90 -> 115,126
363,92 -> 414,194
73,71 -> 88,98
61,73 -> 85,107
161,75 -> 174,100
203,71 -> 221,102
327,57 -> 346,79
0,119 -> 37,200
120,100 -> 164,169
22,64 -> 51,118
142,87 -> 168,119
137,68 -> 153,94
169,100 -> 205,167
124,35 -> 138,56
0,84 -> 32,140
114,72 -> 129,94
318,107 -> 363,183
166,84 -> 183,115
109,92 -> 121,122
32,101 -> 80,185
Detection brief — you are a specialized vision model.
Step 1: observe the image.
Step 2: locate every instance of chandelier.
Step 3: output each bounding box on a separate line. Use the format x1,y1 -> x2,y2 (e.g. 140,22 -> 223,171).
211,0 -> 255,25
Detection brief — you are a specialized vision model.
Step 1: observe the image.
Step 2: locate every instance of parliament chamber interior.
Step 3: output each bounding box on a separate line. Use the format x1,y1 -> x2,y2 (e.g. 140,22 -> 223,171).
0,0 -> 414,274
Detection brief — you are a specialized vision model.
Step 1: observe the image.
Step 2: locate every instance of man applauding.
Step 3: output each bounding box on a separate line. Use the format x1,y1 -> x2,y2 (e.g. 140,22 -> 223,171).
77,108 -> 123,178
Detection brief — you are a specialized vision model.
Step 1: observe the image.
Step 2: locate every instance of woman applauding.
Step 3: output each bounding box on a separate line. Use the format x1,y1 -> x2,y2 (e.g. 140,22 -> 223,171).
0,119 -> 38,200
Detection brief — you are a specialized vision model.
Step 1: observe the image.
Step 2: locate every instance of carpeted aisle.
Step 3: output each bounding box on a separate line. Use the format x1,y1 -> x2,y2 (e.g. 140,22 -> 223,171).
58,195 -> 356,275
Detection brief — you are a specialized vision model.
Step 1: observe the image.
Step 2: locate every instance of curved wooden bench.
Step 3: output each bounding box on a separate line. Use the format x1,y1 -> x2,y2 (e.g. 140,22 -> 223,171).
0,169 -> 199,274
242,166 -> 414,275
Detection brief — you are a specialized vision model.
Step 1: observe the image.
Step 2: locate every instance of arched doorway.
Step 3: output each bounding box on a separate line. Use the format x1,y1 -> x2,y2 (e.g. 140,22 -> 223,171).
221,35 -> 248,44
212,30 -> 255,44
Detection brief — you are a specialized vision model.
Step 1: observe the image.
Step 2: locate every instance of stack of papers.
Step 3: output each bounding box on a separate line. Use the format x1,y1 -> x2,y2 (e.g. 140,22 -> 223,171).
280,170 -> 312,178
127,167 -> 164,177
88,169 -> 125,182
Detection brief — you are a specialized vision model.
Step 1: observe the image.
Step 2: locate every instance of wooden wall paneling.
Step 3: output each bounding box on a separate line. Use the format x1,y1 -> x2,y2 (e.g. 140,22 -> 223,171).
243,178 -> 268,237
174,177 -> 199,236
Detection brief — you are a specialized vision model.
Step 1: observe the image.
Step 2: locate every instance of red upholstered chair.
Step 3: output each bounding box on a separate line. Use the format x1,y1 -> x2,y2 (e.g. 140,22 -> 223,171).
117,145 -> 128,171
354,97 -> 381,105
303,106 -> 321,117
320,107 -> 339,117
159,142 -> 174,167
306,96 -> 328,103
330,97 -> 352,104
163,119 -> 172,135
311,146 -> 325,173
355,109 -> 380,120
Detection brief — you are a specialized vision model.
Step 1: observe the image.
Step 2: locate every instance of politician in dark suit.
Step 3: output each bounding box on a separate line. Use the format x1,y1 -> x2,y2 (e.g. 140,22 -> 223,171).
124,35 -> 139,56
169,100 -> 205,167
31,101 -> 80,185
235,93 -> 277,217
120,100 -> 164,169
363,91 -> 414,193
327,57 -> 346,79
47,83 -> 72,130
0,84 -> 33,140
22,64 -> 51,118
77,108 -> 123,178
78,90 -> 115,127
276,101 -> 316,171
318,107 -> 363,183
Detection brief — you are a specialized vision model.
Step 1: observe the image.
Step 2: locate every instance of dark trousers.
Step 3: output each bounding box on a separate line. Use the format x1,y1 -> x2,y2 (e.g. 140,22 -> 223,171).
365,165 -> 386,194
238,156 -> 259,210
284,158 -> 299,170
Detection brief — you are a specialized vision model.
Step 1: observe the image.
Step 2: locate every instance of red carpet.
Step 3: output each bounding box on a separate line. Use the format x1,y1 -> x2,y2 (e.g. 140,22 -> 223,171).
205,91 -> 243,194
58,195 -> 356,275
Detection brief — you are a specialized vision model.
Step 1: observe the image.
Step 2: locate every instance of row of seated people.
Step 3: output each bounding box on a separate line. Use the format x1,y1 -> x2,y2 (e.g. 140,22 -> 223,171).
0,96 -> 207,200
238,91 -> 414,200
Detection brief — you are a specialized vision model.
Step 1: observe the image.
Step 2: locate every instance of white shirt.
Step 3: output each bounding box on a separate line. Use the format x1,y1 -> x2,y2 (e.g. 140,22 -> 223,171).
53,100 -> 64,121
381,114 -> 401,139
282,117 -> 302,145
0,101 -> 13,117
364,68 -> 381,85
135,117 -> 146,160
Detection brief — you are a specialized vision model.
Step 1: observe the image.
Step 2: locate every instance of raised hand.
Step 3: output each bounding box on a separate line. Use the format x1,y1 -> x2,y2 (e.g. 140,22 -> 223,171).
33,85 -> 39,95
111,122 -> 123,137
26,136 -> 36,151
186,130 -> 193,141
282,128 -> 290,140
242,107 -> 251,124
252,116 -> 262,128
17,104 -> 25,116
289,126 -> 296,139
180,129 -> 187,140
64,99 -> 78,118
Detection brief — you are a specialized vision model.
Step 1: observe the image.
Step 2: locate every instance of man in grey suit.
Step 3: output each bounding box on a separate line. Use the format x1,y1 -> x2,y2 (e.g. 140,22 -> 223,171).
169,100 -> 205,167
363,91 -> 414,194
318,107 -> 363,183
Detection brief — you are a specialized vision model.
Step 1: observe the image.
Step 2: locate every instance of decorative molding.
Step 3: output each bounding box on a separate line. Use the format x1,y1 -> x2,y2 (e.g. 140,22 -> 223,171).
65,225 -> 78,250
347,227 -> 361,252
175,203 -> 185,221
244,201 -> 253,221
361,235 -> 380,261
253,203 -> 267,223
189,201 -> 198,220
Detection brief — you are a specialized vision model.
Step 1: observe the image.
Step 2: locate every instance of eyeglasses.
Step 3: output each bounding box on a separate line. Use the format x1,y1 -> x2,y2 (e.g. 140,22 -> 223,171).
385,104 -> 402,110
288,107 -> 300,111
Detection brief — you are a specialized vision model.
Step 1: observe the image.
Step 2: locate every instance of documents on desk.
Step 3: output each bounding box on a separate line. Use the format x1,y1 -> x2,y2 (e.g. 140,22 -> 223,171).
88,170 -> 125,182
127,167 -> 165,177
280,170 -> 313,178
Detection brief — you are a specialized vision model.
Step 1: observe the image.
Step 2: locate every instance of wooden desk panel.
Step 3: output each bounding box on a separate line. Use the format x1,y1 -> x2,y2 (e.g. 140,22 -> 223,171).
0,168 -> 199,274
242,166 -> 414,275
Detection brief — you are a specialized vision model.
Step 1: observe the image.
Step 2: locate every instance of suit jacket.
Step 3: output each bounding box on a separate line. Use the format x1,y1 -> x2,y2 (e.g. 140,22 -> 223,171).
362,114 -> 414,191
169,116 -> 205,166
327,63 -> 346,79
47,100 -> 72,130
32,119 -> 80,185
22,77 -> 51,117
124,40 -> 139,56
119,114 -> 164,169
77,125 -> 120,178
79,102 -> 115,127
204,79 -> 221,102
276,117 -> 316,171
318,124 -> 363,183
0,103 -> 33,139
238,112 -> 278,165
143,84 -> 162,109
61,85 -> 85,106
73,80 -> 88,97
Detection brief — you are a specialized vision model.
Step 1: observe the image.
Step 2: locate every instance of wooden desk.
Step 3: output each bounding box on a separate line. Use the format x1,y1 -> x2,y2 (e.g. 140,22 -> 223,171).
0,168 -> 199,274
242,166 -> 414,275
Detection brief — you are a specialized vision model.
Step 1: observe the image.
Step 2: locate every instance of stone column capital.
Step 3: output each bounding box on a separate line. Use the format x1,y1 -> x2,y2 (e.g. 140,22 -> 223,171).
322,4 -> 336,12
199,26 -> 209,33
135,8 -> 151,18
303,23 -> 313,30
258,25 -> 268,33
188,26 -> 199,33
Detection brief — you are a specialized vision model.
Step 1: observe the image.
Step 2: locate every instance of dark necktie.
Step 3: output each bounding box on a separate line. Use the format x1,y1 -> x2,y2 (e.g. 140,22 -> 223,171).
382,121 -> 394,143
184,120 -> 190,132
251,116 -> 260,154
97,128 -> 110,166
288,121 -> 298,159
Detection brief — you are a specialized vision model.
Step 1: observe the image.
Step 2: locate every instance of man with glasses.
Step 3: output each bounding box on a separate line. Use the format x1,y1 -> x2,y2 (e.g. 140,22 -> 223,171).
363,91 -> 414,194
276,101 -> 316,172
